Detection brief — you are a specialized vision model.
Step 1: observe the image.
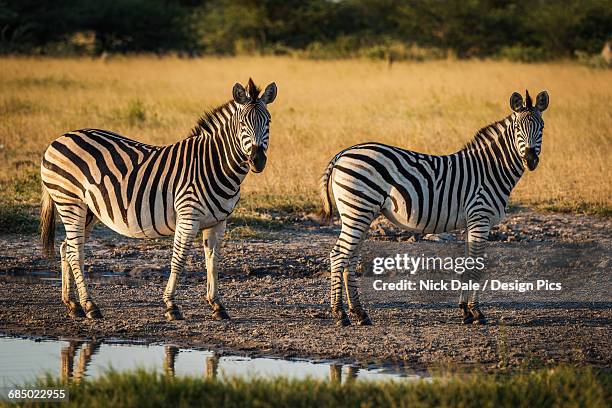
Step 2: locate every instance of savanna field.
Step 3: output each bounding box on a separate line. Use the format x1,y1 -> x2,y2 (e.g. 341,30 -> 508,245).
0,56 -> 611,233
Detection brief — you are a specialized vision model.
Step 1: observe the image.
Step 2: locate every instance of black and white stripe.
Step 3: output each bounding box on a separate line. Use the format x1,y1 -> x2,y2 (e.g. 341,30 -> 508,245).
40,79 -> 277,320
320,90 -> 549,326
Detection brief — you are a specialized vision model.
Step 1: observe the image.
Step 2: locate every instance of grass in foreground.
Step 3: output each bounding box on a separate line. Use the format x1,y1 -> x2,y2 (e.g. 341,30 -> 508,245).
10,366 -> 610,408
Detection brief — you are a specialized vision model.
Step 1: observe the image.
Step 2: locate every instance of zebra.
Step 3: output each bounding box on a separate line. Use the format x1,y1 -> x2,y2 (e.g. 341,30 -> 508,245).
320,90 -> 549,326
40,79 -> 277,321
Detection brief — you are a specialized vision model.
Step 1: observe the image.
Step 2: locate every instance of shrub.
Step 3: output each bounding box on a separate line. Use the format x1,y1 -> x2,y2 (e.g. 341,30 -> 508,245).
497,46 -> 554,63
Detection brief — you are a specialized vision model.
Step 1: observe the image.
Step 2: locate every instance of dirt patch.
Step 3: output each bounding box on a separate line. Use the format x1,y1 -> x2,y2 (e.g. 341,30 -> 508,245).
0,208 -> 610,371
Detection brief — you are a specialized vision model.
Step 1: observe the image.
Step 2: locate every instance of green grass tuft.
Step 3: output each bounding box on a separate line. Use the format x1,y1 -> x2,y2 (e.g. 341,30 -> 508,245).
237,193 -> 317,215
535,200 -> 612,217
0,202 -> 37,234
123,99 -> 147,125
18,366 -> 610,408
0,167 -> 40,234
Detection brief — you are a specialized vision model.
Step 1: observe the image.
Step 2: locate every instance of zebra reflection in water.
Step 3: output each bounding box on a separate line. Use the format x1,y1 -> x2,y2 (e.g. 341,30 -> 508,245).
59,342 -> 220,381
59,342 -> 364,383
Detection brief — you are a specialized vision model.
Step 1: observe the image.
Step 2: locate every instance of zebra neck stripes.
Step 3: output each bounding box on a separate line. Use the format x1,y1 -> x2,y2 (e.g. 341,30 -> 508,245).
455,115 -> 525,213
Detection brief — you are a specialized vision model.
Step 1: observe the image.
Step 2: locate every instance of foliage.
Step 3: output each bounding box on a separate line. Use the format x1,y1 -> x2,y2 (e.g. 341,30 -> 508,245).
1,0 -> 611,60
497,46 -> 553,63
0,0 -> 195,54
575,50 -> 612,68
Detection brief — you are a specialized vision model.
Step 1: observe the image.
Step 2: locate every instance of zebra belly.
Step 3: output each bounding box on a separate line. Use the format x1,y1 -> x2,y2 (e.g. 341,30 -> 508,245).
383,190 -> 467,234
83,188 -> 177,239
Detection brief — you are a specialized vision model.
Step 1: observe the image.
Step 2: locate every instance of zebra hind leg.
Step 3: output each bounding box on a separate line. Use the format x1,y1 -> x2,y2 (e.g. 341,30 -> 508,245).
330,243 -> 350,326
330,214 -> 374,326
60,240 -> 85,318
82,212 -> 101,319
345,240 -> 372,325
58,204 -> 102,319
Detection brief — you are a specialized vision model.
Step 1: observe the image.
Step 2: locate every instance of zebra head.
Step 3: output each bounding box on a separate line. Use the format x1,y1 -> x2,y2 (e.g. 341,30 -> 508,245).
509,90 -> 549,171
232,78 -> 277,173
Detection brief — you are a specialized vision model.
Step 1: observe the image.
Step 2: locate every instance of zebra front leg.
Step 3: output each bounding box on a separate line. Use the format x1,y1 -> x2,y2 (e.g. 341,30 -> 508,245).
203,221 -> 229,320
163,217 -> 199,321
466,249 -> 487,325
60,241 -> 85,318
459,216 -> 489,324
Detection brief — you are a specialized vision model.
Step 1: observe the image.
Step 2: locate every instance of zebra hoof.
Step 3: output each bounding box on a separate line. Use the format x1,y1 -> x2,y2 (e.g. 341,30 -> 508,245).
350,309 -> 372,326
165,305 -> 184,321
212,308 -> 230,320
86,308 -> 103,319
84,301 -> 103,319
357,315 -> 372,326
69,305 -> 86,318
460,302 -> 473,324
462,316 -> 475,324
336,317 -> 351,327
459,303 -> 486,325
65,301 -> 85,318
469,307 -> 486,325
333,310 -> 351,327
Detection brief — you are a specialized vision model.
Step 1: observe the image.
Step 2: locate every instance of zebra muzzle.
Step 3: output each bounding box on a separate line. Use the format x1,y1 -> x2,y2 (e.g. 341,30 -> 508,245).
524,148 -> 539,171
249,146 -> 267,173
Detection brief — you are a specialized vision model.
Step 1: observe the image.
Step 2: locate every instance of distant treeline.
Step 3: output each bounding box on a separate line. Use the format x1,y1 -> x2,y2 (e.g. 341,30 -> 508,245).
1,0 -> 611,60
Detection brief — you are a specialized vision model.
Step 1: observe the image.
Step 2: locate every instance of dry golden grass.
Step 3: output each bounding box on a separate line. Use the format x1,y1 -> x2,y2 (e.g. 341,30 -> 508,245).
0,56 -> 610,216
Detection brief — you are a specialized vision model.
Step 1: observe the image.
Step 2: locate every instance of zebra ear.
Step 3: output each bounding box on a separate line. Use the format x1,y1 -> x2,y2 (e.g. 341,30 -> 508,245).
536,90 -> 549,112
510,92 -> 523,112
260,82 -> 277,104
233,83 -> 249,105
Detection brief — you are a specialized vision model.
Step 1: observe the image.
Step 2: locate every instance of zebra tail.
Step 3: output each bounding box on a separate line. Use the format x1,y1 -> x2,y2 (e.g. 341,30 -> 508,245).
40,186 -> 56,259
319,156 -> 337,225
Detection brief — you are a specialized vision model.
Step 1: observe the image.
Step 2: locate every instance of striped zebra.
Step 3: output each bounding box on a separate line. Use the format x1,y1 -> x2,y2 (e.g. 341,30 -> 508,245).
40,79 -> 277,321
320,90 -> 549,326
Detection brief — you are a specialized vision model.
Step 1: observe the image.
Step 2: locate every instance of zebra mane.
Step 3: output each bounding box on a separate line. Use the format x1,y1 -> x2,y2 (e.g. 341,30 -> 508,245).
462,115 -> 512,152
190,100 -> 235,137
246,78 -> 261,102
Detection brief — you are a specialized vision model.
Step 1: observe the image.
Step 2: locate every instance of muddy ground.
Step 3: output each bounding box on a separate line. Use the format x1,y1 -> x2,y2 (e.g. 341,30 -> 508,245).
0,208 -> 610,372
